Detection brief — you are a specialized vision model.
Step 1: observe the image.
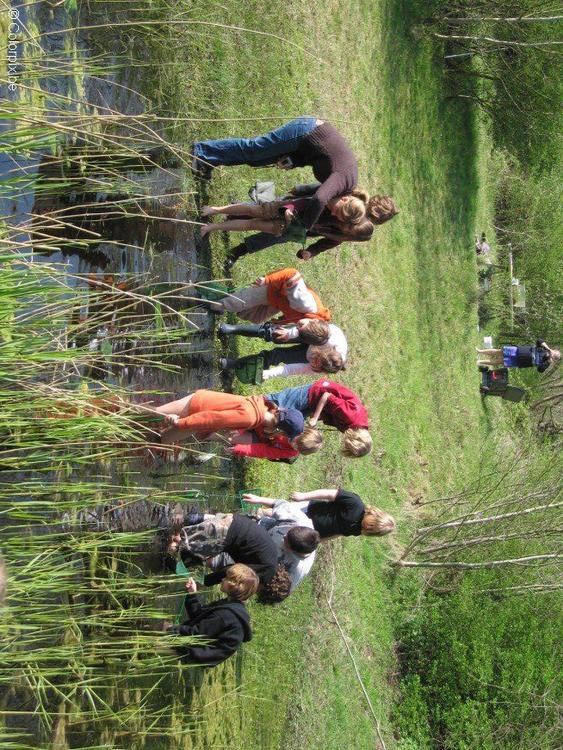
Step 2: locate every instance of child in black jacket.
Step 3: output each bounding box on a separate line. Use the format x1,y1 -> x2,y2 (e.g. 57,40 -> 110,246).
166,563 -> 258,667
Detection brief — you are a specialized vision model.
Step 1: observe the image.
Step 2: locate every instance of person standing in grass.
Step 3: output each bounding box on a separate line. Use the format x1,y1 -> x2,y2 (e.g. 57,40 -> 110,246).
227,423 -> 323,463
477,340 -> 560,372
224,183 -> 398,266
199,191 -> 368,246
266,379 -> 372,457
240,494 -> 320,592
164,564 -> 257,667
168,511 -> 278,587
153,389 -> 305,445
245,489 -> 396,542
192,117 -> 359,231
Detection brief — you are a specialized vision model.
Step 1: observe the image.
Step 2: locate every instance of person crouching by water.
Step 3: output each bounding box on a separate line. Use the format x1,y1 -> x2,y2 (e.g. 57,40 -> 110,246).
153,389 -> 306,447
164,564 -> 258,667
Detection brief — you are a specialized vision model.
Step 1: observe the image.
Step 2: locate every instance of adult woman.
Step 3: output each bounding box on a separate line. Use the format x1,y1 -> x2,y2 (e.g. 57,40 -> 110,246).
192,117 -> 358,229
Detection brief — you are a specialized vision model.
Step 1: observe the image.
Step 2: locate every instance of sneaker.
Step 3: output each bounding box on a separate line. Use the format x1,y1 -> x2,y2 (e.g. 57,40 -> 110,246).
191,152 -> 213,180
219,357 -> 238,370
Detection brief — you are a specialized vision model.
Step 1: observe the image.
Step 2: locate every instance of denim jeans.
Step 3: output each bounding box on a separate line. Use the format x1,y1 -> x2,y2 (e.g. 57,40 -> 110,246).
193,117 -> 317,167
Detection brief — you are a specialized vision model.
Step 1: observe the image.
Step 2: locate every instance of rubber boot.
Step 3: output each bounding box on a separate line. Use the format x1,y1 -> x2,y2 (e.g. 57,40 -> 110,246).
218,322 -> 271,340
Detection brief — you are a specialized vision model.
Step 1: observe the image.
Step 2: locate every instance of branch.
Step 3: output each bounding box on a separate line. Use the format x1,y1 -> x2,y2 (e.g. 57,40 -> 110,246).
394,554 -> 562,569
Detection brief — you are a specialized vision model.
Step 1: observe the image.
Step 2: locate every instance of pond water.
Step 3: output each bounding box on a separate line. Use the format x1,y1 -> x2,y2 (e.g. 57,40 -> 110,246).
1,3 -> 241,747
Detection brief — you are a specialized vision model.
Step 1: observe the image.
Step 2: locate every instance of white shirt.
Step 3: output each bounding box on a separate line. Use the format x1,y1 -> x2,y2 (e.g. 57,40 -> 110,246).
261,324 -> 348,381
259,500 -> 316,590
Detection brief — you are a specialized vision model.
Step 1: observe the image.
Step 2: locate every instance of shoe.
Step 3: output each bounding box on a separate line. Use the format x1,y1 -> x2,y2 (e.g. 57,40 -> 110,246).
191,152 -> 213,180
219,357 -> 238,370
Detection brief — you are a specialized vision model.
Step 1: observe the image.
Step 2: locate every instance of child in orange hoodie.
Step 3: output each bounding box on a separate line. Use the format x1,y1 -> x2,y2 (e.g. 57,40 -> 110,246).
203,267 -> 330,325
155,390 -> 305,445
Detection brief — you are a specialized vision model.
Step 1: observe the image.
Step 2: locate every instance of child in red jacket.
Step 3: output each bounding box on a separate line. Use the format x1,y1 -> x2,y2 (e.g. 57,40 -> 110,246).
227,423 -> 323,463
266,379 -> 372,457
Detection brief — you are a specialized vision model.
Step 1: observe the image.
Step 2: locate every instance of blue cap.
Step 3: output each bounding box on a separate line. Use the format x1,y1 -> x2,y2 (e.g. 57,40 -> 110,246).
277,408 -> 305,439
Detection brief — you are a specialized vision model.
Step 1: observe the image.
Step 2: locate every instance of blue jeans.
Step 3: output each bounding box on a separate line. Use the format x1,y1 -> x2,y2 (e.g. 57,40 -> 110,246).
193,117 -> 317,167
266,384 -> 312,413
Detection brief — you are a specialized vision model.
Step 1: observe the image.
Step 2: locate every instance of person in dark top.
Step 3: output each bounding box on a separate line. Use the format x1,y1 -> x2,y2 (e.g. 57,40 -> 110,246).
224,183 -> 398,265
168,512 -> 278,586
477,340 -> 560,373
166,564 -> 257,667
289,488 -> 396,540
192,117 -> 358,228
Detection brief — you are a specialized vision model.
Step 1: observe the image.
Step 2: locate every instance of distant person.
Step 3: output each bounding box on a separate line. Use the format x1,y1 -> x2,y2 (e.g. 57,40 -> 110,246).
164,564 -> 257,667
477,340 -> 560,372
192,117 -> 359,230
288,488 -> 396,541
475,233 -> 491,256
266,379 -> 372,457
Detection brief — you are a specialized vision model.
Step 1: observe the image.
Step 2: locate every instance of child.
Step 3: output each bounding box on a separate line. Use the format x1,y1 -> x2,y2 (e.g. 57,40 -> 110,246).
204,267 -> 331,326
290,488 -> 396,540
153,389 -> 305,445
200,192 -> 367,242
241,494 -> 320,592
226,185 -> 398,265
165,564 -> 257,667
169,511 -> 278,587
227,424 -> 323,463
267,379 -> 371,457
477,340 -> 560,372
219,318 -> 348,383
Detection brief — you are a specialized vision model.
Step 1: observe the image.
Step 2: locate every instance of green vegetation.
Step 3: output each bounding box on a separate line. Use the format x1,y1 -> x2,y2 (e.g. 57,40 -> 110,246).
1,1 -> 561,749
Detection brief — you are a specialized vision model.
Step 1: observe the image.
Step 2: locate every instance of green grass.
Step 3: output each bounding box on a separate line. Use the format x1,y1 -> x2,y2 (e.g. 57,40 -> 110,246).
151,1 -> 499,748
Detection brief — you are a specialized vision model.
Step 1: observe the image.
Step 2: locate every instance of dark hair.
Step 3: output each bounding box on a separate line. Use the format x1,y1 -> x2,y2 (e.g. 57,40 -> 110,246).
298,320 -> 330,345
257,564 -> 292,604
286,526 -> 320,554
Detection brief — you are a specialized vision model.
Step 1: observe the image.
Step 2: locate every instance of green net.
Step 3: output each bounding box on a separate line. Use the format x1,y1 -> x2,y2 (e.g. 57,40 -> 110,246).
232,353 -> 264,385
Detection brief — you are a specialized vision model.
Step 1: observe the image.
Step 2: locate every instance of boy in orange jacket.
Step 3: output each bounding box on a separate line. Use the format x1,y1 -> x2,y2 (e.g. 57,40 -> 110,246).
203,267 -> 331,325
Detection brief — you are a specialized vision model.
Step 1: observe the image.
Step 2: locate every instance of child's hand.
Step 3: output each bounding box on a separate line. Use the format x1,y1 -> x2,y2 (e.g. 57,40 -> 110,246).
242,493 -> 261,505
290,491 -> 307,502
185,578 -> 197,593
252,276 -> 266,287
284,208 -> 295,222
284,271 -> 301,289
272,328 -> 291,343
164,414 -> 180,426
299,250 -> 312,261
308,417 -> 318,427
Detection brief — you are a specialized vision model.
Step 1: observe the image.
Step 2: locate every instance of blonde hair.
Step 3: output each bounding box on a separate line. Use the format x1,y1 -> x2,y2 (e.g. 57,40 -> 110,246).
342,427 -> 372,457
366,195 -> 398,225
309,345 -> 344,374
293,426 -> 323,455
333,195 -> 367,225
299,320 -> 330,345
220,563 -> 259,601
361,507 -> 396,536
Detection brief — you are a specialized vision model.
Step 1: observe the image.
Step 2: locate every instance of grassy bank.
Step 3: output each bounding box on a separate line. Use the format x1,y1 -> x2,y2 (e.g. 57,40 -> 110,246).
159,1 -> 496,748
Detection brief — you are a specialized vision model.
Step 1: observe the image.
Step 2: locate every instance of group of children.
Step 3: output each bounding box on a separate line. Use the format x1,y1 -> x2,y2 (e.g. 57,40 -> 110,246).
156,117 -> 557,668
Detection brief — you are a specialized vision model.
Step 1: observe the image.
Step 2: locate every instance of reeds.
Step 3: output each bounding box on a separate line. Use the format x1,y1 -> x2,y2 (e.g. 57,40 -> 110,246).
0,2 -> 238,744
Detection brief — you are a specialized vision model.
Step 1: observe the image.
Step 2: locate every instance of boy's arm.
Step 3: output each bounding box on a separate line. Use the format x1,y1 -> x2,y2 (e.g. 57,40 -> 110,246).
308,392 -> 330,426
241,493 -> 278,507
262,363 -> 314,381
229,442 -> 299,462
290,489 -> 339,502
297,238 -> 341,259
